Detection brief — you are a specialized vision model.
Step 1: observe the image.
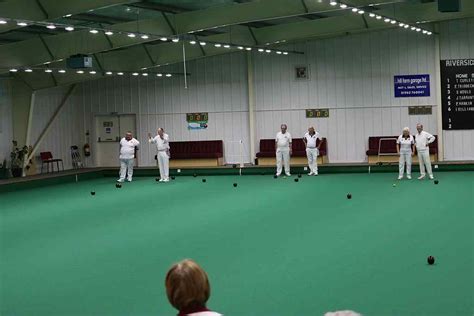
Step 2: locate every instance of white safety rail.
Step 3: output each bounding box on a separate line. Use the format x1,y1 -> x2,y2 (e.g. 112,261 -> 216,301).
225,140 -> 246,174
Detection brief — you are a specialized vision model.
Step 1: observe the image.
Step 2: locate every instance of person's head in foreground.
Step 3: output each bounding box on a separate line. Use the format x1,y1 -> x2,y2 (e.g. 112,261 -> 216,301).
165,259 -> 221,316
125,131 -> 133,141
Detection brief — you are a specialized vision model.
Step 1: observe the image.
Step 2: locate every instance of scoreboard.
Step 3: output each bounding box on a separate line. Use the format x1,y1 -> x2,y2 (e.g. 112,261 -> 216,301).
440,59 -> 474,130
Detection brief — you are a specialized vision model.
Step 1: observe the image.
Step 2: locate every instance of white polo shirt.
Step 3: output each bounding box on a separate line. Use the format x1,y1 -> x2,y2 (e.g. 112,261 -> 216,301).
415,131 -> 435,152
119,138 -> 140,159
304,131 -> 320,148
397,135 -> 414,153
149,133 -> 169,151
276,131 -> 292,149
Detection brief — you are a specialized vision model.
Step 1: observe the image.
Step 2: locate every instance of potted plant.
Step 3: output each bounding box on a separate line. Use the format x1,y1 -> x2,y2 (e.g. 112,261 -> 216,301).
10,141 -> 29,178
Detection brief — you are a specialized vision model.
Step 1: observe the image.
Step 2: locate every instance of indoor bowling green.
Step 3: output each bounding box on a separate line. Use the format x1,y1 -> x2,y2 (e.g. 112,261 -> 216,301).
1,0 -> 474,315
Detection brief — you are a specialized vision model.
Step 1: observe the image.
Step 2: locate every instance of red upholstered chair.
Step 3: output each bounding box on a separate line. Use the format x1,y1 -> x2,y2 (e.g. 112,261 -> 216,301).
40,152 -> 64,173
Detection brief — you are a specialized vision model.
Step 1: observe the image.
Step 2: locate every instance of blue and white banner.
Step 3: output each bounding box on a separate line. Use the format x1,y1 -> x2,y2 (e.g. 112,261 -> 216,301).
394,74 -> 430,98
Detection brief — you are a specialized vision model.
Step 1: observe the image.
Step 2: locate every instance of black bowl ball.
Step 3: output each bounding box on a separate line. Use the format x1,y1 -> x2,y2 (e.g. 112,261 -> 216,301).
233,183 -> 237,187
347,193 -> 352,199
90,191 -> 95,196
294,178 -> 299,182
116,183 -> 122,188
427,256 -> 435,265
434,180 -> 439,185
171,176 -> 175,180
273,175 -> 278,179
298,174 -> 302,178
202,179 -> 206,183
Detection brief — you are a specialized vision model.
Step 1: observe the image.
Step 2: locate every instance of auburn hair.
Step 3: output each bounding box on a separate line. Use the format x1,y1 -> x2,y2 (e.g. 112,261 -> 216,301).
165,259 -> 211,311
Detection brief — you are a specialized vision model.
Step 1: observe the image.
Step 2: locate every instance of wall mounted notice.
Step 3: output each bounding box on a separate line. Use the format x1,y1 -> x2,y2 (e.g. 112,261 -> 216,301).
440,59 -> 474,130
394,74 -> 430,98
186,112 -> 208,130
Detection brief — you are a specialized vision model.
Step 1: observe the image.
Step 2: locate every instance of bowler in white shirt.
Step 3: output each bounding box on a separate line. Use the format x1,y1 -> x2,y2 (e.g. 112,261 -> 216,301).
414,123 -> 436,180
303,126 -> 321,176
148,128 -> 170,182
118,131 -> 140,182
275,124 -> 292,177
396,127 -> 415,180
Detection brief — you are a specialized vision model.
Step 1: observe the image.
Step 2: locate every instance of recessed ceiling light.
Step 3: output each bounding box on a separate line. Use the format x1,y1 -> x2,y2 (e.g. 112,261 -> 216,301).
376,15 -> 382,20
276,51 -> 282,54
24,69 -> 33,72
160,37 -> 168,41
17,22 -> 28,26
283,52 -> 289,55
258,48 -> 264,52
384,18 -> 391,23
157,73 -> 163,77
58,69 -> 66,73
224,44 -> 230,48
339,4 -> 347,9
128,33 -> 136,38
190,40 -> 196,44
404,25 -> 409,29
245,47 -> 252,51
89,71 -> 96,74
77,70 -> 84,74
89,29 -> 98,34
132,72 -> 139,76
172,38 -> 179,42
238,46 -> 244,50
117,72 -> 124,76
416,28 -> 421,32
46,24 -> 56,29
369,13 -> 375,17
165,74 -> 172,77
391,20 -> 397,24
45,69 -> 53,73
9,69 -> 18,72
105,31 -> 114,36
142,73 -> 148,76
64,14 -> 72,17
358,10 -> 364,14
330,1 -> 338,6
265,49 -> 271,53
427,32 -> 432,35
106,71 -> 113,75
65,26 -> 75,31
199,42 -> 206,46
352,8 -> 358,12
0,20 -> 8,24
141,35 -> 149,39
214,43 -> 222,47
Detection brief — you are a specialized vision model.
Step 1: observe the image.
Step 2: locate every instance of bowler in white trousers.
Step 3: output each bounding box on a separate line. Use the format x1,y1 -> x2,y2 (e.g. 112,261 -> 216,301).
415,123 -> 436,180
303,126 -> 321,176
118,131 -> 140,182
275,124 -> 292,177
396,127 -> 415,180
149,128 -> 170,182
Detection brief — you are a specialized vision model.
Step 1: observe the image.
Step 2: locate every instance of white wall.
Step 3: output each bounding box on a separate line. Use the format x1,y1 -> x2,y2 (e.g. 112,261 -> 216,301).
439,18 -> 474,161
254,28 -> 438,162
0,79 -> 13,164
31,53 -> 250,168
28,18 -> 474,169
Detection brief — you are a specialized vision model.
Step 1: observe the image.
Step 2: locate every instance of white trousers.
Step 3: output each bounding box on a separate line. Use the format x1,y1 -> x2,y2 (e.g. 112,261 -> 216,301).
398,152 -> 412,177
276,148 -> 290,175
119,158 -> 134,181
417,150 -> 433,177
306,148 -> 319,174
157,151 -> 169,180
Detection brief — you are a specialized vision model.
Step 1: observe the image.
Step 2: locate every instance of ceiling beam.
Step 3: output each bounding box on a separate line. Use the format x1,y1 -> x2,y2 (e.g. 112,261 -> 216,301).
0,0 -> 140,32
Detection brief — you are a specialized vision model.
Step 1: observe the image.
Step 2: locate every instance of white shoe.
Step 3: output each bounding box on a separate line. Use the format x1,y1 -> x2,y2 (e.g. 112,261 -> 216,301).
308,172 -> 314,176
285,173 -> 291,177
163,179 -> 169,182
407,175 -> 412,180
313,173 -> 318,176
126,179 -> 132,182
159,179 -> 164,182
398,176 -> 403,180
117,179 -> 124,183
429,175 -> 434,180
418,175 -> 426,180
275,173 -> 281,177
